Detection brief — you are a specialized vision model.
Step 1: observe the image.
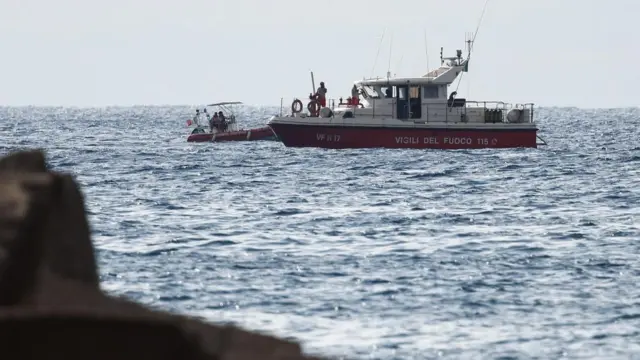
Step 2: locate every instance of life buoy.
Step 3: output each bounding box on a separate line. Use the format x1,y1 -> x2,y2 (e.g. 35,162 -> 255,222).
307,100 -> 320,116
291,99 -> 303,113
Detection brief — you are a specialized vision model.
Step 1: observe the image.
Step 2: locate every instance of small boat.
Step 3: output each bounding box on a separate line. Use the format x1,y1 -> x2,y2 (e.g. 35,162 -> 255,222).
267,36 -> 546,150
187,101 -> 278,142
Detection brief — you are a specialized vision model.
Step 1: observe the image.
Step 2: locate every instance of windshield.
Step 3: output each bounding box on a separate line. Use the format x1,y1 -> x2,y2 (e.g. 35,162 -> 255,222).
361,86 -> 380,99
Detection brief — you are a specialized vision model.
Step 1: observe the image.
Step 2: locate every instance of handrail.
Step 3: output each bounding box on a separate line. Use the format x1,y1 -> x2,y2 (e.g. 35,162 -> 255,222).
277,97 -> 536,123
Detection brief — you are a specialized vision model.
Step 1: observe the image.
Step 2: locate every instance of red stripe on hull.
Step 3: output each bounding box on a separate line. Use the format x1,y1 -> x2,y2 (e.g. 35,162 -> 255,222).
269,124 -> 537,149
187,126 -> 277,143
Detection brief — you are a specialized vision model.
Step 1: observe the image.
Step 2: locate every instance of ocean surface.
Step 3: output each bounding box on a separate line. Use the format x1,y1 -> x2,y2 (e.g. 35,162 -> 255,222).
0,105 -> 639,359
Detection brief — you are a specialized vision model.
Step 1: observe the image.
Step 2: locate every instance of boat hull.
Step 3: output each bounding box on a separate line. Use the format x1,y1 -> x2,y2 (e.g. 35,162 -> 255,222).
268,123 -> 537,149
187,126 -> 278,143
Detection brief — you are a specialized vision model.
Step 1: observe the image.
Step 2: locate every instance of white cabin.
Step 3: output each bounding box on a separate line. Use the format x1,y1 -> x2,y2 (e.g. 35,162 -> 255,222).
276,46 -> 534,126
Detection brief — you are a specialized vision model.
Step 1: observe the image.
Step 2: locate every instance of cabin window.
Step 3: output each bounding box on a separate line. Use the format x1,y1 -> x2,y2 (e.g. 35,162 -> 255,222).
361,86 -> 380,99
381,86 -> 393,98
422,85 -> 439,99
409,86 -> 420,99
398,87 -> 407,100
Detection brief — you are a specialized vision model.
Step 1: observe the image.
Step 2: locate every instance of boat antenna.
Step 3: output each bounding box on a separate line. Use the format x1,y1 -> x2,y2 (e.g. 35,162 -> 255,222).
423,28 -> 430,72
454,0 -> 490,94
469,0 -> 489,53
387,32 -> 393,79
395,54 -> 403,77
469,0 -> 489,56
370,28 -> 386,78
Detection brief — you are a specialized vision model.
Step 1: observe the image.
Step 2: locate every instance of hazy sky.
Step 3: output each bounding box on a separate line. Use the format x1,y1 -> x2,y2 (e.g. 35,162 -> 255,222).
1,0 -> 638,108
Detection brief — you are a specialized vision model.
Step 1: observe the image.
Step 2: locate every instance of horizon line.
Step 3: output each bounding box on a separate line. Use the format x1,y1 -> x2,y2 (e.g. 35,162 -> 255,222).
0,103 -> 638,110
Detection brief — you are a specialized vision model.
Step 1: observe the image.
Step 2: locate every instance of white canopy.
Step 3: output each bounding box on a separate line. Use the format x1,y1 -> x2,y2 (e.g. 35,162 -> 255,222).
207,101 -> 243,107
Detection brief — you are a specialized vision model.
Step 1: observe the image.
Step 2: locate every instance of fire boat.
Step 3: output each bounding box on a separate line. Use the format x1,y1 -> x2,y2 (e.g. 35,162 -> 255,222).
267,38 -> 546,150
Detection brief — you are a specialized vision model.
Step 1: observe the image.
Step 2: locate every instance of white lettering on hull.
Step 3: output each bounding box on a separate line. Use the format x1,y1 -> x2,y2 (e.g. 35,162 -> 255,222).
395,136 -> 440,144
395,136 -> 420,144
477,138 -> 499,146
443,137 -> 472,145
391,135 -> 500,147
316,133 -> 341,142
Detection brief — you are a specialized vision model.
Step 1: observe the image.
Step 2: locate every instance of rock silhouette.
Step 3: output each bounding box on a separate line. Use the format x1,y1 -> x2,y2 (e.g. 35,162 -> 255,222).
0,150 -> 327,359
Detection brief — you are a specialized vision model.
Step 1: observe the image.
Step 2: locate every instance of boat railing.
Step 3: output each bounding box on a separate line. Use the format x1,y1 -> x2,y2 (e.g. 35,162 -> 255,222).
464,101 -> 532,110
279,97 -> 361,117
277,97 -> 535,123
459,101 -> 535,123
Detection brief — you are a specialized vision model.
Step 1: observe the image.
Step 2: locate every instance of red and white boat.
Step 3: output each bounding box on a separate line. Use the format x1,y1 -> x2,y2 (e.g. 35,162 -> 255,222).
187,101 -> 277,143
267,40 -> 545,150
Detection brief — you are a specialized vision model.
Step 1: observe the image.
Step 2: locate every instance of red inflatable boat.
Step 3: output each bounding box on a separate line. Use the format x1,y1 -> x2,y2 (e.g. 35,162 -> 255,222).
185,101 -> 278,143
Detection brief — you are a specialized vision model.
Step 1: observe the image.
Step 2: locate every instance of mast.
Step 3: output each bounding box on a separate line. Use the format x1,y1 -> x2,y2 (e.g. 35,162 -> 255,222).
453,0 -> 490,93
423,29 -> 430,72
310,70 -> 316,95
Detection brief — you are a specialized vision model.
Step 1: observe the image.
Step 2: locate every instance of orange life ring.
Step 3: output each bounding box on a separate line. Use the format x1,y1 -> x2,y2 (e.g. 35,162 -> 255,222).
307,100 -> 320,116
291,99 -> 303,113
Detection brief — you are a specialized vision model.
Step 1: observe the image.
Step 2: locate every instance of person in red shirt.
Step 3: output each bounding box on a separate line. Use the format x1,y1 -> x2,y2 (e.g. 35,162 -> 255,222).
351,84 -> 359,105
316,82 -> 327,107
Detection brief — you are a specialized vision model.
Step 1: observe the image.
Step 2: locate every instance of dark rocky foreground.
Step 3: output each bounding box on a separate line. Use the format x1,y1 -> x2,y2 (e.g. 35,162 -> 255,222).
0,150 -> 329,359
